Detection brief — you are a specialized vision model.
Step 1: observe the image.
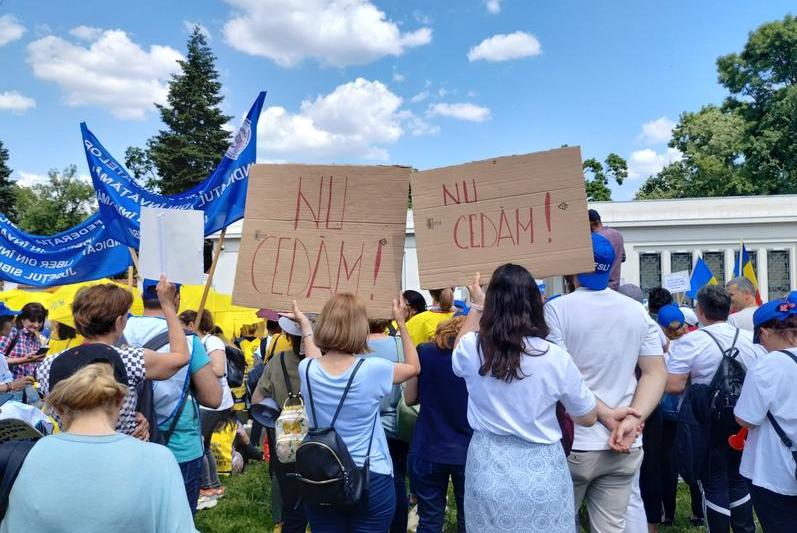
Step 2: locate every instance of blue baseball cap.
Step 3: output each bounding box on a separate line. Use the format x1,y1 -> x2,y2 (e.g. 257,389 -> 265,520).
141,279 -> 182,301
657,304 -> 685,329
0,303 -> 18,317
752,298 -> 797,344
577,233 -> 615,291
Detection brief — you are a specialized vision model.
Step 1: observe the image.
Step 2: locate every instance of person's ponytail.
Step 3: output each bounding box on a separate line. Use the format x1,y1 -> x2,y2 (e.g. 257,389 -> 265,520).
47,363 -> 128,429
430,288 -> 454,312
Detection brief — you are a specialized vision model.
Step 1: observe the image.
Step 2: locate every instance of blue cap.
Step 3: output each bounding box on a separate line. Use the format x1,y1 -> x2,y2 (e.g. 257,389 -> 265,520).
752,298 -> 797,343
577,233 -> 615,291
141,279 -> 182,301
657,304 -> 685,329
0,302 -> 18,317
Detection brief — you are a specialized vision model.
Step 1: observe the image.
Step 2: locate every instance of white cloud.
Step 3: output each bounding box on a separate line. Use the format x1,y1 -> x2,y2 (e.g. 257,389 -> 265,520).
437,88 -> 449,98
258,78 -> 434,161
428,102 -> 491,122
484,0 -> 502,14
13,171 -> 91,188
413,11 -> 432,25
69,25 -> 103,41
222,0 -> 432,67
183,21 -> 211,39
392,71 -> 405,82
628,147 -> 683,179
638,116 -> 676,145
26,29 -> 183,119
0,15 -> 25,47
0,91 -> 36,112
410,90 -> 430,103
468,31 -> 541,62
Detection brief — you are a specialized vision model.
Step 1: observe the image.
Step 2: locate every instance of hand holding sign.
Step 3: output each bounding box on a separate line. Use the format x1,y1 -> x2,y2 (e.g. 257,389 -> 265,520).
156,275 -> 180,312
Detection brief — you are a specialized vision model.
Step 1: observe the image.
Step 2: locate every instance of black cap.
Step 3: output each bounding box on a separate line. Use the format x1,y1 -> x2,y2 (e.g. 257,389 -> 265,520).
48,343 -> 129,391
588,209 -> 601,222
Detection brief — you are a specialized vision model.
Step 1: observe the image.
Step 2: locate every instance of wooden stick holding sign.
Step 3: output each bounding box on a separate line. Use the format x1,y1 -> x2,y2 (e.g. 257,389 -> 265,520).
196,228 -> 226,324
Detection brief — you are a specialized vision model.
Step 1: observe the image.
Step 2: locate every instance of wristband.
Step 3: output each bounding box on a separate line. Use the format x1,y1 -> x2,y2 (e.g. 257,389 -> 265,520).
302,332 -> 314,339
470,303 -> 484,312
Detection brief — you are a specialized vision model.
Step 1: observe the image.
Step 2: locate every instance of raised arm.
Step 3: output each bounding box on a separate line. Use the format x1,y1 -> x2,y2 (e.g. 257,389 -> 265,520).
144,276 -> 190,380
392,297 -> 420,384
281,301 -> 321,359
455,273 -> 484,348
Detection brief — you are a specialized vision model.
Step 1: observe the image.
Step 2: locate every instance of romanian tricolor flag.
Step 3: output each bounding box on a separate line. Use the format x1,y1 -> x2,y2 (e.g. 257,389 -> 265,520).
686,258 -> 718,299
733,243 -> 763,305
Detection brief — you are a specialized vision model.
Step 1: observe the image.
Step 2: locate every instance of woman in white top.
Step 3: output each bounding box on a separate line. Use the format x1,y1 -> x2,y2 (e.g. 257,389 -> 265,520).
452,264 -> 598,533
179,310 -> 235,507
734,298 -> 797,533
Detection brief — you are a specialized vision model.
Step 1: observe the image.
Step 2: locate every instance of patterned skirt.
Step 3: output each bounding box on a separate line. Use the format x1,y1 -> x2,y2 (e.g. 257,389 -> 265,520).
464,430 -> 575,532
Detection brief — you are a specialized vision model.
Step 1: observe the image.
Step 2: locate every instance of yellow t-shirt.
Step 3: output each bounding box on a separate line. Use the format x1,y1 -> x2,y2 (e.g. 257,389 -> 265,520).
47,336 -> 84,356
210,423 -> 237,476
264,334 -> 293,363
406,310 -> 455,346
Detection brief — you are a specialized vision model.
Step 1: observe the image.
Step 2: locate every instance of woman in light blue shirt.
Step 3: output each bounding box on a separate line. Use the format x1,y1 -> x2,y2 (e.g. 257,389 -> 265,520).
285,294 -> 420,533
1,361 -> 197,533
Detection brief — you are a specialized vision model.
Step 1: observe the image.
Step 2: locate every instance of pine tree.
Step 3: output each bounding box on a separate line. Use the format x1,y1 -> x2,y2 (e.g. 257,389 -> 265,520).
147,26 -> 231,195
0,140 -> 17,222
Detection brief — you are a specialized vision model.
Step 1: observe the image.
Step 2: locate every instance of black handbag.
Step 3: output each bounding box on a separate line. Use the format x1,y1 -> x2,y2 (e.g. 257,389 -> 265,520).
289,358 -> 377,506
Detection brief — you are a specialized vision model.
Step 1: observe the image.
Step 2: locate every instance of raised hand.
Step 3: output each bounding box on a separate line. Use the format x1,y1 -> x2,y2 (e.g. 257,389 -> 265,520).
468,272 -> 485,306
393,297 -> 409,326
156,275 -> 179,311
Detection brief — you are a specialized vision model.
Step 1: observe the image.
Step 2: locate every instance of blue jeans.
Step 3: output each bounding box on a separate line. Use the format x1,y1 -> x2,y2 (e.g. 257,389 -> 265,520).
305,472 -> 396,532
387,438 -> 409,533
179,456 -> 204,515
411,457 -> 466,533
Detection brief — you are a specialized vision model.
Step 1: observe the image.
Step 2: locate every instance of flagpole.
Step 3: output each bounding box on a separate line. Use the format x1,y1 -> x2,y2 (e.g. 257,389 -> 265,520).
737,240 -> 744,278
196,228 -> 227,324
127,266 -> 134,289
128,247 -> 140,276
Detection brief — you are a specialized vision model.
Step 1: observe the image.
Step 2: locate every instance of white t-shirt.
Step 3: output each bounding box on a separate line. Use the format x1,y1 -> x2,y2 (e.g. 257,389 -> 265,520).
452,331 -> 596,445
666,322 -> 764,385
201,334 -> 235,411
734,349 -> 797,496
727,306 -> 757,333
544,288 -> 663,451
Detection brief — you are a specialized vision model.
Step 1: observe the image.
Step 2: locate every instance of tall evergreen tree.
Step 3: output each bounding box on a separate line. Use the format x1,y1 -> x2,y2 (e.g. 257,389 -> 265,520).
146,26 -> 231,194
0,140 -> 17,222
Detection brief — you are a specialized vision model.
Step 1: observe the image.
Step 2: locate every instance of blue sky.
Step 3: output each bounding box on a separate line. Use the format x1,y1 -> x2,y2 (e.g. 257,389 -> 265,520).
0,0 -> 793,200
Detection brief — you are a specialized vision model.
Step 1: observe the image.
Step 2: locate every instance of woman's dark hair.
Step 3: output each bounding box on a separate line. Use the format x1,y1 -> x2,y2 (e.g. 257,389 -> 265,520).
289,334 -> 303,358
178,310 -> 214,335
368,318 -> 391,334
647,288 -> 673,315
15,302 -> 48,329
56,323 -> 77,340
478,264 -> 549,382
402,290 -> 427,316
266,320 -> 281,334
429,288 -> 454,312
755,315 -> 797,344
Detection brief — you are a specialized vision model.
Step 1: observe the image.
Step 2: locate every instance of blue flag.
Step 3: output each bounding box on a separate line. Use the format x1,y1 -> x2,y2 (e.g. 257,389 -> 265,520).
686,258 -> 718,299
0,213 -> 131,286
82,91 -> 266,248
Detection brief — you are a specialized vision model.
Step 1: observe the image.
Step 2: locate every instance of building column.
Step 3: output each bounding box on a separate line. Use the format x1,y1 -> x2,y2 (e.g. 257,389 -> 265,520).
790,246 -> 797,295
724,248 -> 736,285
661,250 -> 672,279
759,249 -> 769,303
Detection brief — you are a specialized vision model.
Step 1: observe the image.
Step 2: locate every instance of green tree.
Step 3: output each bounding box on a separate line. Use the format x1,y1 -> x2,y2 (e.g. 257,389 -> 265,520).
0,140 -> 17,222
638,15 -> 797,199
141,26 -> 231,194
583,153 -> 628,201
124,146 -> 157,188
15,165 -> 95,235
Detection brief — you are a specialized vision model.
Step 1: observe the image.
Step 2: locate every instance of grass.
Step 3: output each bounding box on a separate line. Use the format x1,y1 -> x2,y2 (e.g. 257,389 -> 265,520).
196,462 -> 716,533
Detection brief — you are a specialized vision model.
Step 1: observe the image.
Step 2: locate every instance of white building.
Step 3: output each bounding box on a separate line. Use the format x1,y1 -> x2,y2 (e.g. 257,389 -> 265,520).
211,195 -> 797,302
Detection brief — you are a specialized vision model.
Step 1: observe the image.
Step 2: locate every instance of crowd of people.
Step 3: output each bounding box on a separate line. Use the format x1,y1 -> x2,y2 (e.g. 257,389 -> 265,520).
0,209 -> 794,533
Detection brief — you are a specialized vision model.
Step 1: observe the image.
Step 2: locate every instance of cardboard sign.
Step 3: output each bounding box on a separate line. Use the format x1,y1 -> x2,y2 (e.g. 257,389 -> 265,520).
232,164 -> 411,316
663,270 -> 691,294
139,207 -> 204,285
411,147 -> 594,288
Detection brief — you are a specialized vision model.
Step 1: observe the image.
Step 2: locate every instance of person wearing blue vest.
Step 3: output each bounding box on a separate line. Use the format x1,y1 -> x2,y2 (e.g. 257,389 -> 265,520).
124,279 -> 222,514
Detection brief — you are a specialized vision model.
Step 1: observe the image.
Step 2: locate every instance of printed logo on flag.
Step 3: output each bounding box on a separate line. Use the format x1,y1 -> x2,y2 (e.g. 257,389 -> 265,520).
225,118 -> 252,161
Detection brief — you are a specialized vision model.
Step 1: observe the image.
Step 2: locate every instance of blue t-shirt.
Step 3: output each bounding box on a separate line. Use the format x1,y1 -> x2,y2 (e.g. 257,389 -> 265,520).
1,433 -> 196,533
124,316 -> 211,463
412,342 -> 472,465
299,356 -> 394,476
366,336 -> 403,439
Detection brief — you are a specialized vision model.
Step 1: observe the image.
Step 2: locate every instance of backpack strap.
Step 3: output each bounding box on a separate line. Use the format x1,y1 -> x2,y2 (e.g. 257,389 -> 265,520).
269,334 -> 282,360
280,352 -> 293,396
702,327 -> 741,360
330,359 -> 366,428
766,350 -> 797,452
143,330 -> 171,352
0,440 -> 36,521
305,359 -> 318,429
2,330 -> 19,358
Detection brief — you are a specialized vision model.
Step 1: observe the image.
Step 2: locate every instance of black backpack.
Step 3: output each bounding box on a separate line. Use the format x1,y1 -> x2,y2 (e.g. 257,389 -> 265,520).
289,358 -> 377,506
224,345 -> 246,389
703,328 -> 745,433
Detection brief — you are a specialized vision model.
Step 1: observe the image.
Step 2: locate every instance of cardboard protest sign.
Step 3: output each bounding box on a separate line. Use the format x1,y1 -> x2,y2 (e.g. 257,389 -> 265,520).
411,147 -> 593,288
139,207 -> 204,285
232,165 -> 411,316
663,270 -> 691,294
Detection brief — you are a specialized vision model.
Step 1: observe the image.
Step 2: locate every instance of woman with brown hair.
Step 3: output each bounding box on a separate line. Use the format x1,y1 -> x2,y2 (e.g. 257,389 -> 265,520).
1,362 -> 196,532
36,277 -> 189,438
404,316 -> 471,533
285,294 -> 420,533
452,265 -> 598,533
0,302 -> 48,379
406,288 -> 455,346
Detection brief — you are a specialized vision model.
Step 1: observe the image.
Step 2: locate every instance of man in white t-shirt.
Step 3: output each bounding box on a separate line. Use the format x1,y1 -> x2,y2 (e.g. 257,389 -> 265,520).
666,285 -> 763,533
726,277 -> 758,332
734,298 -> 797,532
545,233 -> 666,533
